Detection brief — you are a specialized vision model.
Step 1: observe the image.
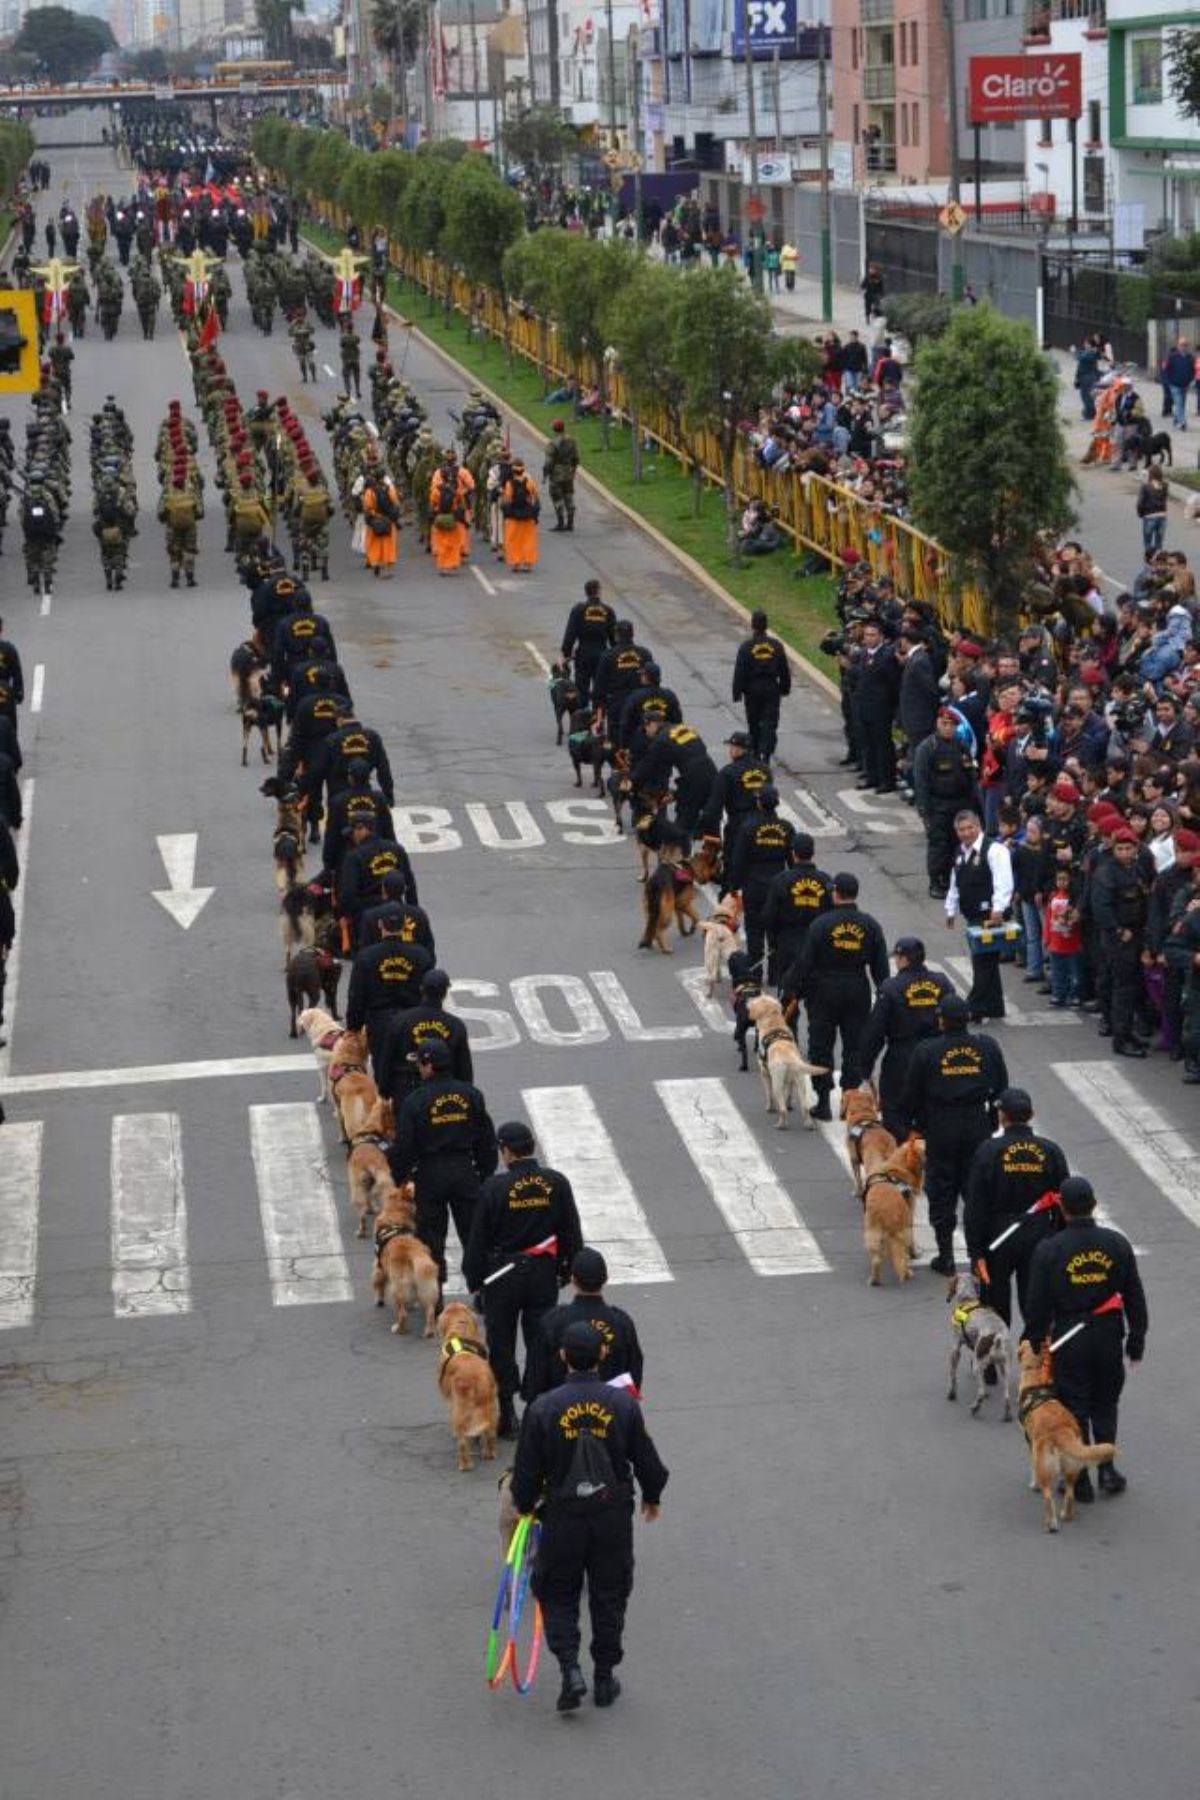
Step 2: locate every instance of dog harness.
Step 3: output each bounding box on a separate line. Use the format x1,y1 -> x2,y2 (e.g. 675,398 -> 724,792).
329,1061 -> 365,1086
441,1334 -> 488,1367
350,1131 -> 391,1153
374,1219 -> 413,1262
863,1168 -> 917,1206
1018,1382 -> 1057,1438
316,1029 -> 341,1051
758,1025 -> 794,1055
951,1297 -> 982,1331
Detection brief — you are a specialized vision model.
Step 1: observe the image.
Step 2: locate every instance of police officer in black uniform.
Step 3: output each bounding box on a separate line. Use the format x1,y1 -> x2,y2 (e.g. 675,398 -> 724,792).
356,867 -> 431,956
0,619 -> 24,705
284,648 -> 350,723
964,1086 -> 1068,1327
914,709 -> 978,899
389,1039 -> 496,1288
699,731 -> 772,888
336,820 -> 409,947
732,608 -> 791,761
511,1320 -> 668,1712
618,661 -> 683,759
592,620 -> 652,730
1090,825 -> 1153,1058
761,836 -> 831,990
561,578 -> 616,704
463,1121 -> 583,1438
277,671 -> 352,842
858,936 -> 954,1139
376,968 -> 472,1104
321,760 -> 399,875
271,597 -> 339,687
628,718 -> 717,841
0,806 -> 17,1049
319,713 -> 395,809
728,785 -> 795,972
1023,1174 -> 1147,1499
901,992 -> 1009,1273
787,872 -> 889,1119
345,918 -> 435,1069
526,1247 -> 645,1402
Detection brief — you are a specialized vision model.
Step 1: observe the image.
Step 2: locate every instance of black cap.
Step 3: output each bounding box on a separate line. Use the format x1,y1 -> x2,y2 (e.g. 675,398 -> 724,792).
725,730 -> 752,748
416,1038 -> 451,1069
497,1120 -> 535,1155
1060,1175 -> 1095,1216
833,871 -> 859,898
561,1321 -> 603,1368
997,1086 -> 1033,1120
893,935 -> 925,959
571,1247 -> 608,1290
939,993 -> 969,1025
421,968 -> 450,998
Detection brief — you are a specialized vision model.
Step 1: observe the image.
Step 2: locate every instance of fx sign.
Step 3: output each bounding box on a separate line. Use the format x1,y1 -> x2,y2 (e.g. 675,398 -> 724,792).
733,0 -> 800,56
967,52 -> 1082,124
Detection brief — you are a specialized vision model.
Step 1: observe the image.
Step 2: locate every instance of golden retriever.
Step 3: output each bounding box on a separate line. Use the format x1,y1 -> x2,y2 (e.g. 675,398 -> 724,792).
437,1300 -> 500,1471
328,1028 -> 376,1144
347,1096 -> 396,1236
860,1134 -> 924,1287
372,1184 -> 440,1338
697,898 -> 742,996
745,993 -> 827,1128
840,1085 -> 898,1195
296,1004 -> 343,1103
1017,1340 -> 1116,1533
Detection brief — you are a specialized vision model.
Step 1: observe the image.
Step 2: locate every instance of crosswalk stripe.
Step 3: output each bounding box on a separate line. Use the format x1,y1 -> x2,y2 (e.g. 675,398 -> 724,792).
1052,1062 -> 1200,1233
942,956 -> 1080,1029
110,1113 -> 191,1317
522,1085 -> 673,1286
249,1103 -> 353,1305
656,1077 -> 831,1274
0,1121 -> 43,1329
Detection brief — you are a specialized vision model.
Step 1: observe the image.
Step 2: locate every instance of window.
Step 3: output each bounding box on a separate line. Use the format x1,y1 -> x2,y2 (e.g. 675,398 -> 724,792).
851,27 -> 857,70
1040,117 -> 1053,143
912,101 -> 919,145
901,101 -> 909,145
899,23 -> 907,65
853,103 -> 860,144
1131,33 -> 1162,105
1087,98 -> 1101,143
910,20 -> 918,64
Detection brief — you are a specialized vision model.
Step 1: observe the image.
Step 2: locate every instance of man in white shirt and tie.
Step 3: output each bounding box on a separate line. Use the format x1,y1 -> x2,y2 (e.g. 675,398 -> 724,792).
945,809 -> 1014,1021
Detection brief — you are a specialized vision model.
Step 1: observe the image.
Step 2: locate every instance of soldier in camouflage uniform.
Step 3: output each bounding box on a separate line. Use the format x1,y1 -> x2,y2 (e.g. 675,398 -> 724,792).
542,418 -> 580,531
288,310 -> 317,383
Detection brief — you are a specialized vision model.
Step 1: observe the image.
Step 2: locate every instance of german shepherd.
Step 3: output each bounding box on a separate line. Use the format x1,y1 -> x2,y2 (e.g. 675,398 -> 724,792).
639,837 -> 700,953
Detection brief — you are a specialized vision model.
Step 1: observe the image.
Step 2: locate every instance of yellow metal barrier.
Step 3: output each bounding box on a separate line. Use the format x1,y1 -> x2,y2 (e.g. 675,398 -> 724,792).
308,206 -> 986,635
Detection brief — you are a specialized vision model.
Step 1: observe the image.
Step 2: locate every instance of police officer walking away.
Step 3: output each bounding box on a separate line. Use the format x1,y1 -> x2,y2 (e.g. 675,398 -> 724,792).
389,1039 -> 496,1289
511,1320 -> 668,1712
761,836 -> 831,991
945,809 -> 1015,1022
786,872 -> 888,1120
560,578 -> 615,704
728,784 -> 794,972
902,993 -> 1009,1274
732,609 -> 791,761
964,1086 -> 1068,1326
0,806 -> 18,1048
858,936 -> 953,1139
526,1247 -> 645,1402
375,968 -> 471,1103
699,730 -> 771,885
1023,1175 -> 1147,1500
463,1120 -> 583,1438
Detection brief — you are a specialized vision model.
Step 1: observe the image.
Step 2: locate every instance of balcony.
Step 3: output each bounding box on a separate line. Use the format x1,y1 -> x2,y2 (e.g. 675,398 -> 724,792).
862,0 -> 893,21
863,65 -> 895,101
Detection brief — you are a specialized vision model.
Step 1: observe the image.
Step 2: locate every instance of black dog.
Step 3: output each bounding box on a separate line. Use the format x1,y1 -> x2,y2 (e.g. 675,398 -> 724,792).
286,919 -> 343,1037
567,707 -> 611,791
548,662 -> 581,745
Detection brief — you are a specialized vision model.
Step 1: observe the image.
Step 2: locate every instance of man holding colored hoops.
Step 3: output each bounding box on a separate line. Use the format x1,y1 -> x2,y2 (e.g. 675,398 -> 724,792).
511,1322 -> 668,1714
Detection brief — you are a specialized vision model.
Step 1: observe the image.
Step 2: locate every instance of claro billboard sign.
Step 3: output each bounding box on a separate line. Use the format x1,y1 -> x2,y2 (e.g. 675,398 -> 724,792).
968,53 -> 1082,125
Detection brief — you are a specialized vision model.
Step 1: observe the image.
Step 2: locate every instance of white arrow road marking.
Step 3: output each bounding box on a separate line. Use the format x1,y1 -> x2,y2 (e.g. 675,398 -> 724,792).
152,832 -> 214,929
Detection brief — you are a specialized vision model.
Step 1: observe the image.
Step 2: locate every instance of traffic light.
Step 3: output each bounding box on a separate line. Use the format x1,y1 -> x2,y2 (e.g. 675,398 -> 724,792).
0,292 -> 40,395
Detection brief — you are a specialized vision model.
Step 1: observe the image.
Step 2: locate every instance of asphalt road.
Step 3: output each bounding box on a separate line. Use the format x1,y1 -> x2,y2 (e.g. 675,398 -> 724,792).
2,133 -> 1199,1800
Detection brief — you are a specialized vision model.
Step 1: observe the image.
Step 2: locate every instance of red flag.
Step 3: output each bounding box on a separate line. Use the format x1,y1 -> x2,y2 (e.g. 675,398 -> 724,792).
607,1372 -> 642,1399
988,1189 -> 1061,1253
196,302 -> 219,350
1049,1291 -> 1123,1353
523,1236 -> 558,1259
1091,1291 -> 1124,1318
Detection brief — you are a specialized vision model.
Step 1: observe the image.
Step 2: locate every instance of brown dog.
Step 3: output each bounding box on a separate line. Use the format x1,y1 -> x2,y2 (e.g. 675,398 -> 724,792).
861,1134 -> 925,1286
328,1028 -> 376,1143
840,1085 -> 897,1195
1016,1341 -> 1116,1533
436,1300 -> 499,1471
639,840 -> 700,953
372,1183 -> 440,1337
347,1096 -> 396,1236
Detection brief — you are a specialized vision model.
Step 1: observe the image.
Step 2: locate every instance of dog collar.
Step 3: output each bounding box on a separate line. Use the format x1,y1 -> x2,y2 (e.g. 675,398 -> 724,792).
951,1298 -> 982,1329
316,1028 -> 341,1051
441,1334 -> 488,1364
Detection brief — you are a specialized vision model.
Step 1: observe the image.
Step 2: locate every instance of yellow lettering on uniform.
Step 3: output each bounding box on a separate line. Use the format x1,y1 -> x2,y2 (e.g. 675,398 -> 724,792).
905,979 -> 943,1008
1066,1249 -> 1114,1286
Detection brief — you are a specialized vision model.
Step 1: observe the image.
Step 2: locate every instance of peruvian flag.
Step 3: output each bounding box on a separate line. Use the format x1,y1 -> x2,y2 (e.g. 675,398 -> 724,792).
336,275 -> 361,313
607,1372 -> 642,1399
523,1236 -> 558,1259
182,276 -> 209,317
1049,1291 -> 1124,1354
41,287 -> 64,326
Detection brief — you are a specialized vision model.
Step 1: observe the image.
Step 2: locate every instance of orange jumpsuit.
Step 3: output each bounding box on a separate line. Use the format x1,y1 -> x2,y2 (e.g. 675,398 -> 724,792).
362,478 -> 399,570
501,472 -> 540,571
429,467 -> 475,572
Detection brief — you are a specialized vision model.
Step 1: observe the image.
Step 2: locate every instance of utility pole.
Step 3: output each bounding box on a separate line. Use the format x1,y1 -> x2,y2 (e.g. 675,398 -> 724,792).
817,20 -> 832,322
630,27 -> 643,243
942,0 -> 965,299
744,11 -> 762,289
772,46 -> 782,152
605,0 -> 619,229
469,0 -> 482,148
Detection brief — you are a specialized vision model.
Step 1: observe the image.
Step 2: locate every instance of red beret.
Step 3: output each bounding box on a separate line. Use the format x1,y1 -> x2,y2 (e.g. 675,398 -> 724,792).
841,548 -> 861,565
1111,827 -> 1138,845
1174,829 -> 1200,854
955,639 -> 983,660
1051,778 -> 1080,802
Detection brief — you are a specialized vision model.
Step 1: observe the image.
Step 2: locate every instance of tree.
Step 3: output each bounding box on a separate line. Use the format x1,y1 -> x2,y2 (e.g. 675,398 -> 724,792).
672,266 -> 788,559
907,304 -> 1075,636
337,148 -> 375,229
553,234 -> 636,448
362,148 -> 412,236
124,47 -> 169,81
256,0 -> 305,62
607,260 -> 689,484
13,7 -> 116,81
503,107 -> 576,182
371,0 -> 426,118
1167,27 -> 1200,121
503,229 -> 565,380
441,156 -> 524,297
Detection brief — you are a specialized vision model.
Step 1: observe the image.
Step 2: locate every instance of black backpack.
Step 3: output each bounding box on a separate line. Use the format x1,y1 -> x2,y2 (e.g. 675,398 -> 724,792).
554,1423 -> 619,1515
23,496 -> 54,539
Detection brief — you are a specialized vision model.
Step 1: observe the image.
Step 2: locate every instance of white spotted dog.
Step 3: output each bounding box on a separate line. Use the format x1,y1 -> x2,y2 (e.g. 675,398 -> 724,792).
946,1273 -> 1012,1421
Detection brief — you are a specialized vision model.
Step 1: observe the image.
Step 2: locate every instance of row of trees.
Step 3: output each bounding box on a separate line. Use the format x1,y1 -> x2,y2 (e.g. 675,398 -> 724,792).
0,119 -> 34,196
9,6 -> 117,82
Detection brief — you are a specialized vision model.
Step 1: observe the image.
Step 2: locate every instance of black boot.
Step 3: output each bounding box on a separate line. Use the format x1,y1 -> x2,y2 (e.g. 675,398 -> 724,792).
498,1398 -> 518,1441
1098,1463 -> 1127,1496
557,1665 -> 587,1712
170,569 -> 179,588
565,508 -> 575,532
593,1669 -> 621,1708
810,1090 -> 832,1123
186,571 -> 196,588
1183,1061 -> 1200,1085
929,1232 -> 955,1277
1073,1470 -> 1095,1504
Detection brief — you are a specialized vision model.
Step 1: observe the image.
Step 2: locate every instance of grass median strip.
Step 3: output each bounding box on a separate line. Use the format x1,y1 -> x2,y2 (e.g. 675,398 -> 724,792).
304,223 -> 839,670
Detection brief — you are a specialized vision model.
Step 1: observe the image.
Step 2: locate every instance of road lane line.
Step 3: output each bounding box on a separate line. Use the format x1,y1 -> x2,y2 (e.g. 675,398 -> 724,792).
322,362 -> 336,378
0,777 -> 34,1082
0,1121 -> 42,1329
471,565 -> 497,596
522,1085 -> 672,1285
30,665 -> 44,713
523,638 -> 551,675
656,1077 -> 830,1274
1053,1061 -> 1200,1233
248,1103 -> 353,1305
0,1051 -> 315,1096
111,1113 -> 191,1316
39,592 -> 51,617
